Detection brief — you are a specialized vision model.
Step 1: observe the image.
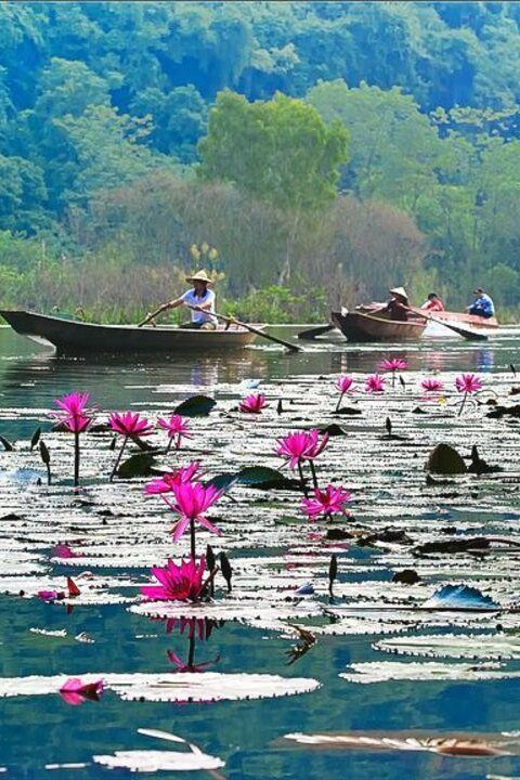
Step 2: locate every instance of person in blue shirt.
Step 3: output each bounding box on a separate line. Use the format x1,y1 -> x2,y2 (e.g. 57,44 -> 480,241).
467,287 -> 495,318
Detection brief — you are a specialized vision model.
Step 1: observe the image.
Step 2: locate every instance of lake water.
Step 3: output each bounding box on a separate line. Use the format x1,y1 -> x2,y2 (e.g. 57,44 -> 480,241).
1,325 -> 520,779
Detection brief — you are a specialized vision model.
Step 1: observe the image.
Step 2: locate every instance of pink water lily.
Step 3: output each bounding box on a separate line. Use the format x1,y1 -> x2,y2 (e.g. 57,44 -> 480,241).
53,543 -> 83,559
157,414 -> 192,451
144,462 -> 202,494
54,392 -> 92,433
37,589 -> 64,602
335,376 -> 354,411
59,677 -> 104,706
455,373 -> 482,394
239,393 -> 267,414
421,377 -> 444,393
380,358 -> 408,372
53,392 -> 93,486
109,411 -> 154,481
455,373 -> 482,416
141,556 -> 206,601
302,484 -> 352,520
275,429 -> 329,469
109,411 -> 154,438
164,481 -> 223,554
365,374 -> 386,393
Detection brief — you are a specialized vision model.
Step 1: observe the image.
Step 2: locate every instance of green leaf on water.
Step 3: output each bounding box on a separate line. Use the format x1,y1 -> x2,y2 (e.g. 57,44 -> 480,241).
117,453 -> 157,478
174,395 -> 216,417
236,466 -> 301,490
39,440 -> 50,465
30,427 -> 41,450
0,436 -> 14,451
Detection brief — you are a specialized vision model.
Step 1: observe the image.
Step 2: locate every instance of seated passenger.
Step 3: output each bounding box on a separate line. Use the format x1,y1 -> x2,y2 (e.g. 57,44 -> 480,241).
421,292 -> 445,312
467,287 -> 495,319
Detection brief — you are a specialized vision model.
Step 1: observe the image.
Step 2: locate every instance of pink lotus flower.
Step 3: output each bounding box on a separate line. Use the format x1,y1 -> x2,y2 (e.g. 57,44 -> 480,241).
455,373 -> 482,394
380,358 -> 408,372
59,677 -> 104,706
165,481 -> 223,543
239,393 -> 267,414
54,392 -> 92,433
157,414 -> 192,450
421,378 -> 444,393
336,376 -> 354,394
109,411 -> 154,438
275,429 -> 329,469
365,374 -> 386,393
455,373 -> 482,415
302,484 -> 351,520
144,462 -> 202,494
141,556 -> 206,601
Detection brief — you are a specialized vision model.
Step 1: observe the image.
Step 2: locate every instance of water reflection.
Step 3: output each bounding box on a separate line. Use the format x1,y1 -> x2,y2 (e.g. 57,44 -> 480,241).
164,617 -> 222,673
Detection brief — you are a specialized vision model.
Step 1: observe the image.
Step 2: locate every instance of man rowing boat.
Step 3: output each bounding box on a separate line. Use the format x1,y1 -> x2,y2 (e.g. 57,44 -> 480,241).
159,270 -> 217,330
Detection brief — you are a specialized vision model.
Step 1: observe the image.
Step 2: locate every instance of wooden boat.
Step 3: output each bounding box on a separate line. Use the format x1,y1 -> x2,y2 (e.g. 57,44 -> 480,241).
331,310 -> 427,342
411,308 -> 500,337
0,310 -> 262,355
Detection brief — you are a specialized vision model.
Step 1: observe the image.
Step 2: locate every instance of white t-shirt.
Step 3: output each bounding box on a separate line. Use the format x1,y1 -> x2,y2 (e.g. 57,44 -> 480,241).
181,288 -> 216,324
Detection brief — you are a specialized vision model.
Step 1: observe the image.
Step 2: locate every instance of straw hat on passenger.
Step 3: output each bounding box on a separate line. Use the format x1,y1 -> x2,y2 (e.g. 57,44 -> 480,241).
389,286 -> 408,301
186,270 -> 213,284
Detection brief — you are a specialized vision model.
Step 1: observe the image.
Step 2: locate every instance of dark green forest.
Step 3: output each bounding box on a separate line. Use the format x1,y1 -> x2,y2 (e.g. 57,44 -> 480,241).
1,1 -> 520,321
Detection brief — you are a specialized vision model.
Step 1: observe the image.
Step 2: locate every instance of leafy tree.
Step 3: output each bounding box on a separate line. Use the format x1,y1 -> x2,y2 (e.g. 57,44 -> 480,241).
199,90 -> 348,212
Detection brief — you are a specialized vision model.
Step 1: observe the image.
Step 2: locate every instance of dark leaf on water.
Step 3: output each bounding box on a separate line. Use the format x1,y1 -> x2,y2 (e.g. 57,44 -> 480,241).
510,386 -> 520,396
422,583 -> 499,611
487,404 -> 520,419
30,427 -> 41,450
333,407 -> 362,416
328,554 -> 338,596
427,443 -> 467,474
39,440 -> 50,465
206,544 -> 216,572
359,528 -> 413,547
219,552 -> 232,593
413,537 -> 490,556
108,435 -> 117,451
236,466 -> 301,490
318,424 -> 348,436
277,399 -> 283,415
468,445 -> 502,474
392,569 -> 421,585
0,436 -> 14,451
174,395 -> 216,417
511,363 -> 517,376
399,375 -> 406,389
385,417 -> 392,436
205,473 -> 239,493
89,423 -> 110,433
117,453 -> 157,478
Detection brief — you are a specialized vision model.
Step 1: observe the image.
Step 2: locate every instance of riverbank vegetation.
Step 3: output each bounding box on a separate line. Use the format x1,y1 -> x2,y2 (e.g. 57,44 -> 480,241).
1,2 -> 520,320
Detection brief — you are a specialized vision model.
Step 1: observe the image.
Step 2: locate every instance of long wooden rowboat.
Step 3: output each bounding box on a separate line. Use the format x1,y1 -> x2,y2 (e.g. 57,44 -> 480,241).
0,310 -> 262,355
331,310 -> 427,342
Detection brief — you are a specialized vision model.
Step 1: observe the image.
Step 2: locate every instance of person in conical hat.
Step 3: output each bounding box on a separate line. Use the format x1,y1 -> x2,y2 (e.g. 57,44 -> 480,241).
383,286 -> 410,321
164,269 -> 217,329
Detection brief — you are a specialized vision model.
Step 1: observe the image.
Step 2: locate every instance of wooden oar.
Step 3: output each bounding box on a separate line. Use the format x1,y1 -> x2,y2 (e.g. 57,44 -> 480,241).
409,307 -> 488,342
297,323 -> 337,340
138,304 -> 303,352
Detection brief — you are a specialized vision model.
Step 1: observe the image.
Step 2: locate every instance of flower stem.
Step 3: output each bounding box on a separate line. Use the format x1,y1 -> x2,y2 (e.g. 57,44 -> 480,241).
73,431 -> 80,487
309,460 -> 319,490
165,436 -> 174,454
458,392 -> 468,417
392,371 -> 396,389
298,461 -> 309,498
110,436 -> 128,482
187,633 -> 195,670
190,517 -> 196,560
335,392 -> 344,413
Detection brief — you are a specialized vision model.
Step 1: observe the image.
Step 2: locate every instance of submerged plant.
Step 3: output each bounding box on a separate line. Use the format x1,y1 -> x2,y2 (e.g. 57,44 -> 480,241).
53,392 -> 93,487
335,376 -> 354,411
455,373 -> 482,416
239,393 -> 267,414
157,414 -> 192,453
59,677 -> 104,705
301,484 -> 351,521
141,557 -> 207,602
109,411 -> 154,481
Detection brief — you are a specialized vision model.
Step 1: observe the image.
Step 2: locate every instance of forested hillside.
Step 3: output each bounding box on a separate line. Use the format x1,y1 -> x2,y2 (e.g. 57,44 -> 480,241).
1,1 -> 520,320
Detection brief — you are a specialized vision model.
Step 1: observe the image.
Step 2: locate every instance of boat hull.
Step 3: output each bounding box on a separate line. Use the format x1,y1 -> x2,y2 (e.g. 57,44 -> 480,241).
414,309 -> 499,338
331,311 -> 427,342
0,310 -> 261,355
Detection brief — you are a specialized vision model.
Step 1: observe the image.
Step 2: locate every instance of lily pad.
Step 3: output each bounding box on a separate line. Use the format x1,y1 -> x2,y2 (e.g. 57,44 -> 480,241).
174,395 -> 216,417
117,453 -> 158,478
427,444 -> 467,475
375,633 -> 520,660
340,661 -> 520,684
236,466 -> 301,490
93,749 -> 225,772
